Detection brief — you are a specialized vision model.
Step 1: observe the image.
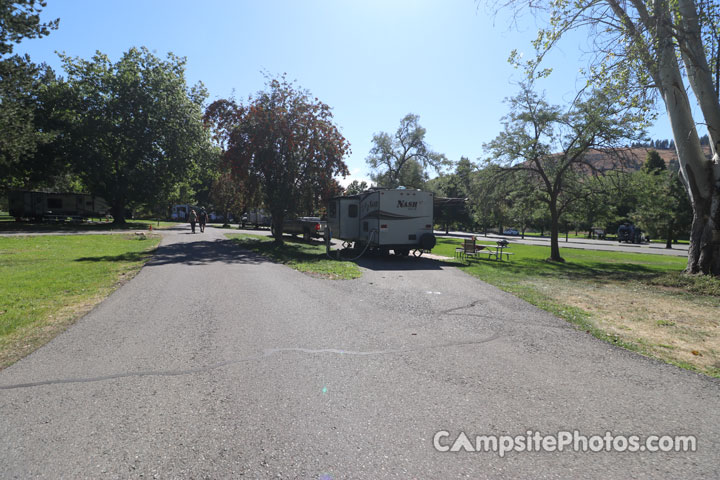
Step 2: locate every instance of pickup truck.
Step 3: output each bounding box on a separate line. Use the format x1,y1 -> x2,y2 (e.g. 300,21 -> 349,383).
282,216 -> 326,240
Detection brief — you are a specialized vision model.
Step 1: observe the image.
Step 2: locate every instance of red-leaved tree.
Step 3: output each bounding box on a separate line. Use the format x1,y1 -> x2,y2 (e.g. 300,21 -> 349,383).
205,77 -> 350,243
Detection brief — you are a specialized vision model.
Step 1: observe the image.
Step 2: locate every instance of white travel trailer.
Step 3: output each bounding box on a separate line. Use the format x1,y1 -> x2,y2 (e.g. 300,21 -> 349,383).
327,188 -> 436,255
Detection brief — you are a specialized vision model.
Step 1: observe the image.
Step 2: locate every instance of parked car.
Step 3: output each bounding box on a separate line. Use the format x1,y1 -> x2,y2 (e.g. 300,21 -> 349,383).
282,216 -> 326,240
503,228 -> 519,236
591,226 -> 606,240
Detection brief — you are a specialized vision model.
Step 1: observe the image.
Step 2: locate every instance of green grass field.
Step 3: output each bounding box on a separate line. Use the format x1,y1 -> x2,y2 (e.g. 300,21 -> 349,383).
0,234 -> 161,368
434,238 -> 686,280
127,219 -> 179,229
227,234 -> 362,280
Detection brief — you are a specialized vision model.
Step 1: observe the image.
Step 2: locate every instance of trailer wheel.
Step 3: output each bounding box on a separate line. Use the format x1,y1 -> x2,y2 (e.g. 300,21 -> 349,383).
419,233 -> 436,250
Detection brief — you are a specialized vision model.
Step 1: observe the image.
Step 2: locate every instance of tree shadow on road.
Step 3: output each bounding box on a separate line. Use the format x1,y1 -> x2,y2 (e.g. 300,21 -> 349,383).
77,238 -> 266,266
147,238 -> 267,266
354,254 -> 454,271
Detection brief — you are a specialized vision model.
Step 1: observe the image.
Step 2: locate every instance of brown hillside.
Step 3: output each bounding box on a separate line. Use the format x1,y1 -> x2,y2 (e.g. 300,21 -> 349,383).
583,146 -> 711,171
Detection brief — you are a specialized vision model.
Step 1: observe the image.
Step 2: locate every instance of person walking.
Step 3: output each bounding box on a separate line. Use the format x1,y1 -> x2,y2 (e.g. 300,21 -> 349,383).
189,209 -> 198,234
198,207 -> 208,233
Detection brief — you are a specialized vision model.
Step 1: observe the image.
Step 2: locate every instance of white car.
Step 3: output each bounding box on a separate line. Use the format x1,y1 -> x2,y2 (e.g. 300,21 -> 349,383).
503,229 -> 519,236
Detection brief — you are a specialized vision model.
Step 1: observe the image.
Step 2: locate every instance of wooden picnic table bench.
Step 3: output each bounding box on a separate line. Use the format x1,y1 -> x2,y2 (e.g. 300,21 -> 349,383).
456,238 -> 514,262
477,242 -> 514,260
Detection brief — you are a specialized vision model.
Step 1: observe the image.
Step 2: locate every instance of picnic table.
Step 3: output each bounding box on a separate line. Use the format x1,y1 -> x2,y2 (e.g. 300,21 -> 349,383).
474,239 -> 513,260
455,237 -> 513,261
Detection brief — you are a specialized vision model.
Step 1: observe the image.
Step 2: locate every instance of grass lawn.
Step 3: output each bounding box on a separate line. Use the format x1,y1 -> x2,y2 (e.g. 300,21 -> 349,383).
227,233 -> 362,280
433,238 -> 720,377
0,218 -> 178,232
0,234 -> 161,369
127,219 -> 179,229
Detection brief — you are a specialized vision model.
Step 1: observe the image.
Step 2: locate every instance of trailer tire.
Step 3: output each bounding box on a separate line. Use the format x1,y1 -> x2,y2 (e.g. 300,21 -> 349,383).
419,233 -> 436,250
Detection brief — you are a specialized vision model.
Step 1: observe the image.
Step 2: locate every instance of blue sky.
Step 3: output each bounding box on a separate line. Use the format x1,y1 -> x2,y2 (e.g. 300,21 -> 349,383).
15,0 -> 675,186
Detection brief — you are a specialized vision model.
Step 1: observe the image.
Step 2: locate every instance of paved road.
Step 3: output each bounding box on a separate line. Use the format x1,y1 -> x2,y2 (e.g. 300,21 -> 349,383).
1,226 -> 718,478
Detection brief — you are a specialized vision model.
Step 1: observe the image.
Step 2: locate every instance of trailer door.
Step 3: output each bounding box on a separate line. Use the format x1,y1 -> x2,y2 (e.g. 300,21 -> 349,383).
341,198 -> 360,241
359,191 -> 381,245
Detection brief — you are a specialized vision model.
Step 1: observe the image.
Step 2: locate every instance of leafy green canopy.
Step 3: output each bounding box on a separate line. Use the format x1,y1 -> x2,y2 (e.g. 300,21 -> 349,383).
366,113 -> 449,189
0,0 -> 58,56
484,83 -> 644,261
494,0 -> 720,274
58,47 -> 213,222
0,0 -> 59,191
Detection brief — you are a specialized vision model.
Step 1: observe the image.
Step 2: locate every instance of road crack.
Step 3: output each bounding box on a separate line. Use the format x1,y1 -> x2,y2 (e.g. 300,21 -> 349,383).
0,335 -> 502,390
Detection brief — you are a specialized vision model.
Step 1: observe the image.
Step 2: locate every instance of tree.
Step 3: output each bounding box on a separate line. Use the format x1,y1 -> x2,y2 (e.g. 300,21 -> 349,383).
0,56 -> 55,190
568,173 -> 620,237
505,171 -> 548,238
57,47 -> 213,223
205,77 -> 350,244
494,0 -> 720,274
632,168 -> 693,248
485,83 -> 643,261
211,168 -> 243,227
643,149 -> 666,174
345,180 -> 368,195
366,114 -> 448,188
0,0 -> 59,192
426,157 -> 476,233
469,165 -> 514,235
0,0 -> 58,56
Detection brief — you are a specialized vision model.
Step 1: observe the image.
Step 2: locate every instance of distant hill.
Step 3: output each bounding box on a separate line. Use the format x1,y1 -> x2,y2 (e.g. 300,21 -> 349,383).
581,146 -> 711,172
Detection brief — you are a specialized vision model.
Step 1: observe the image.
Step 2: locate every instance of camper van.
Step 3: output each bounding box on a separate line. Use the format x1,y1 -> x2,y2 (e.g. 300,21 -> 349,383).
9,191 -> 110,221
327,188 -> 436,255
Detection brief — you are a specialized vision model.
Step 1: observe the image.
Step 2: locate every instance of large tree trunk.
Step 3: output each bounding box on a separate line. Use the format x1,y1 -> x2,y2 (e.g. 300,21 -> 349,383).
111,201 -> 126,225
675,0 -> 720,274
653,5 -> 720,274
270,214 -> 284,244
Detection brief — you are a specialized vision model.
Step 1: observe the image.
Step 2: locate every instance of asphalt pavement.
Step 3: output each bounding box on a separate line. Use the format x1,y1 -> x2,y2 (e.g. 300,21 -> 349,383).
0,225 -> 718,478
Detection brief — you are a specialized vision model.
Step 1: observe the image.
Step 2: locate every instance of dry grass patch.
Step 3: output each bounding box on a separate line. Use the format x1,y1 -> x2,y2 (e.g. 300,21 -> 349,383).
534,278 -> 720,375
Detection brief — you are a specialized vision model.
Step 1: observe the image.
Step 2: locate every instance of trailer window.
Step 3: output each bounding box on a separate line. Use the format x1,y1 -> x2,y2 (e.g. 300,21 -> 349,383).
348,204 -> 358,218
